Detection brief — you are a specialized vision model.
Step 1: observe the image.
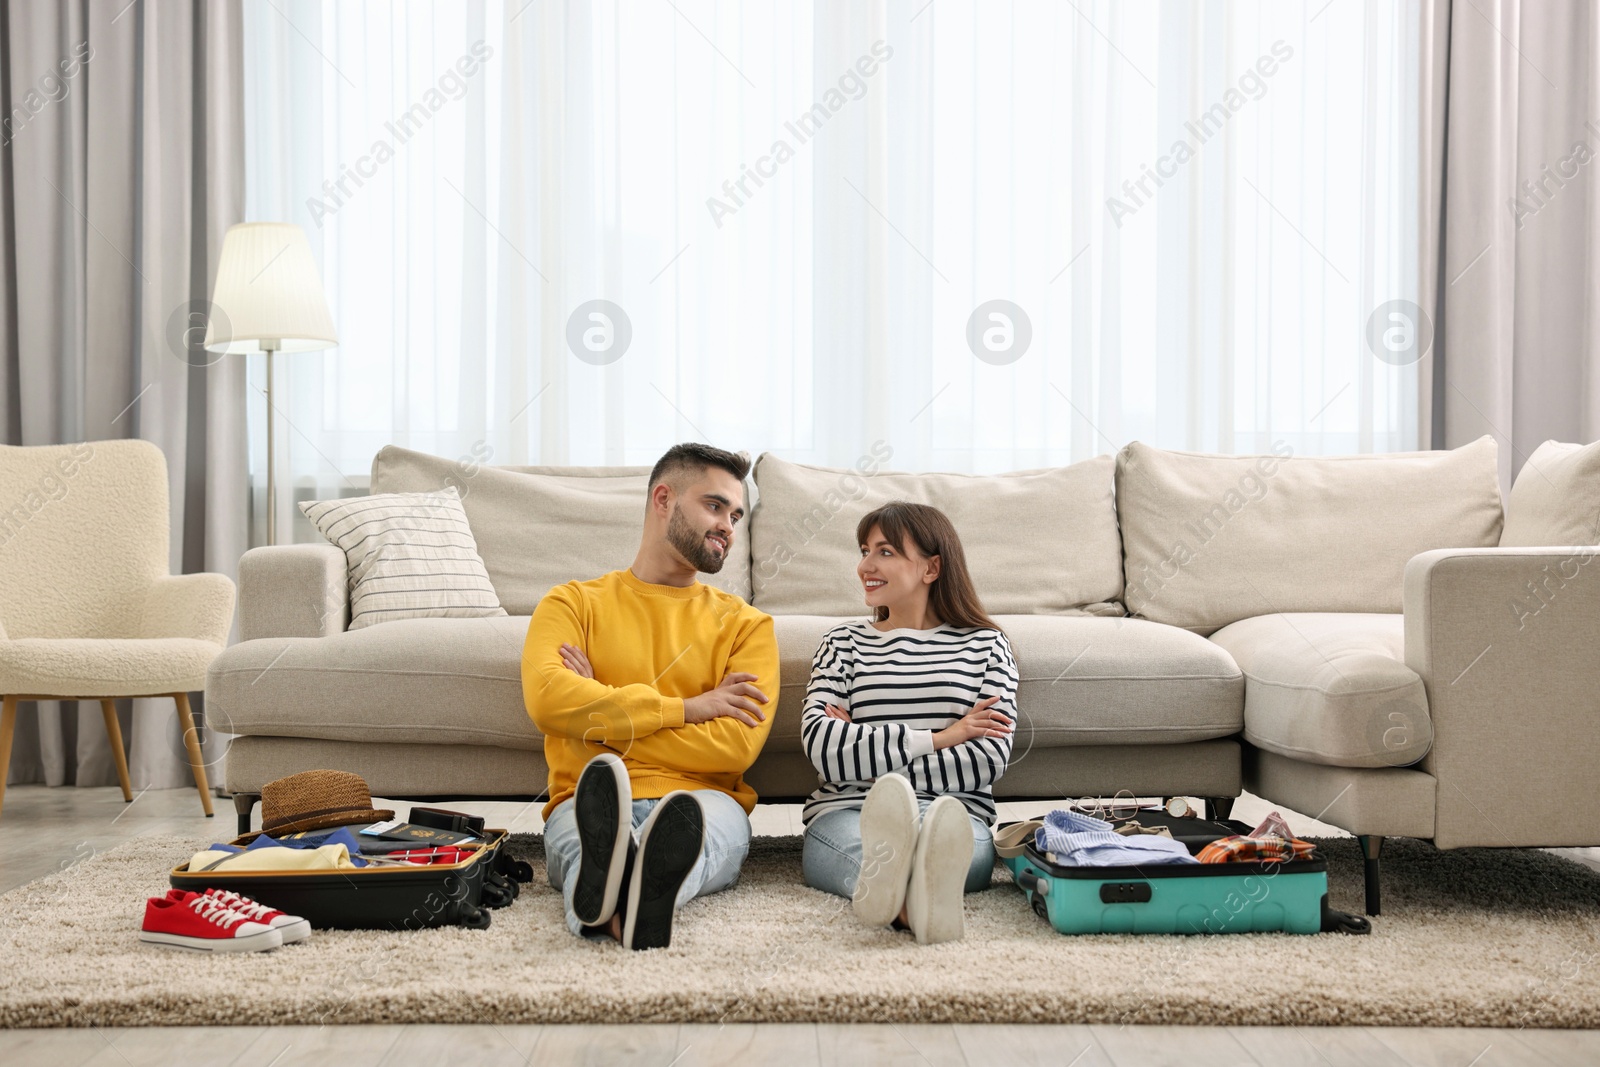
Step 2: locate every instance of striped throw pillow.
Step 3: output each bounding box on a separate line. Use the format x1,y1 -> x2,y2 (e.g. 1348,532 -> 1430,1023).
300,487 -> 508,630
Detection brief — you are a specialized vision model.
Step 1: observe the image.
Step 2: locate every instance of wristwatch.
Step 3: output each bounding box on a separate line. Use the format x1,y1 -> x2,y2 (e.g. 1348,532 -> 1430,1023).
1164,797 -> 1193,818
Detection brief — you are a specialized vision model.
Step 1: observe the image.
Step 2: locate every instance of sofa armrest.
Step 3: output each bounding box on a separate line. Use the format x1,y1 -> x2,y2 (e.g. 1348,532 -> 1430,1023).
239,545 -> 348,640
143,573 -> 237,644
1404,546 -> 1600,848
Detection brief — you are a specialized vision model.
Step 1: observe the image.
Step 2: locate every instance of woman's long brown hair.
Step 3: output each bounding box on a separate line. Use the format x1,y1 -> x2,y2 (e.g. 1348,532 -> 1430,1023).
856,501 -> 1005,638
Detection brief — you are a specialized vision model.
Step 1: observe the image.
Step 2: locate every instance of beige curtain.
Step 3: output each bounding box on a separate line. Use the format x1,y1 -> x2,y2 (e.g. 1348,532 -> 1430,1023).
1422,0 -> 1600,485
0,0 -> 246,792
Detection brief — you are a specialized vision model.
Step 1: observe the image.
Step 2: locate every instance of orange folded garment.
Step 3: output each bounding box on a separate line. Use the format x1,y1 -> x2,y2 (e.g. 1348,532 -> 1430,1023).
1196,834 -> 1317,864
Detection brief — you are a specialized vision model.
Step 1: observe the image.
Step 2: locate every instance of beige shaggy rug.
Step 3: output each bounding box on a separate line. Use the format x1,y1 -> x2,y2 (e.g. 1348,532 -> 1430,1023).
2,832 -> 1600,1028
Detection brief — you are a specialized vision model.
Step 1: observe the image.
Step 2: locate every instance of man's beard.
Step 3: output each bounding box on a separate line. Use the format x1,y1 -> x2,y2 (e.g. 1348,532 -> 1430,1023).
667,504 -> 725,574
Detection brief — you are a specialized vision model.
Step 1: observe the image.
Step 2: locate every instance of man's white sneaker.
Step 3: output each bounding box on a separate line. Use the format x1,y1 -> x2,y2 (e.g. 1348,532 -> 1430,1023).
621,791 -> 703,950
573,752 -> 633,928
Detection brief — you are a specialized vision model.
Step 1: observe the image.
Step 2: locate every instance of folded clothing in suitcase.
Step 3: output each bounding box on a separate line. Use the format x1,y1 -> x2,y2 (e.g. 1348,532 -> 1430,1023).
170,828 -> 532,931
998,811 -> 1331,935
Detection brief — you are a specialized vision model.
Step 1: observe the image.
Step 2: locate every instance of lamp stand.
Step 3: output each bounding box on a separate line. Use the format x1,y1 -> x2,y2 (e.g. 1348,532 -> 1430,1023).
264,340 -> 280,546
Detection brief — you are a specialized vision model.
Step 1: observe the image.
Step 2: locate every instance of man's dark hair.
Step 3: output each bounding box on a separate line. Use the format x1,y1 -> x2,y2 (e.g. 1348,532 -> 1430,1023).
646,443 -> 751,499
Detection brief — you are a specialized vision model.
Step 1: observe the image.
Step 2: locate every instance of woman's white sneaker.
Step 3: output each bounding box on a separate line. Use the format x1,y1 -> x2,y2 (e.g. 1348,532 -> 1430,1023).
852,774 -> 919,928
905,795 -> 972,945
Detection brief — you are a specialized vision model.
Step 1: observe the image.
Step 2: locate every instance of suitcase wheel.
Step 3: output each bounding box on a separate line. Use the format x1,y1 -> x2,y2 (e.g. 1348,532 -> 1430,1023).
502,858 -> 535,884
453,902 -> 492,929
1031,893 -> 1050,922
481,879 -> 515,910
486,868 -> 521,901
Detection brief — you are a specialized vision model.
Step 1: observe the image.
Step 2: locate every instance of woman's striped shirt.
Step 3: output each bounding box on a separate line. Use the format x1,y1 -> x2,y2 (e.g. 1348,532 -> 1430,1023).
800,618 -> 1019,826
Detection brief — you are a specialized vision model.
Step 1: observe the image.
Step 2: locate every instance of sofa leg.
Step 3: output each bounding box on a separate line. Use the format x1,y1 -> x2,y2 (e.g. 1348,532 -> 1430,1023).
1359,834 -> 1384,916
1202,796 -> 1235,822
234,792 -> 259,837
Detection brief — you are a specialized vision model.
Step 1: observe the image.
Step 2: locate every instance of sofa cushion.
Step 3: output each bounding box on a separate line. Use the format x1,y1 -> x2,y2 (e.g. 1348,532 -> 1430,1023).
1208,612 -> 1431,769
370,445 -> 753,613
749,452 -> 1123,616
207,616 -> 541,750
211,612 -> 1243,761
1116,437 -> 1504,634
772,614 -> 1242,751
1500,439 -> 1600,547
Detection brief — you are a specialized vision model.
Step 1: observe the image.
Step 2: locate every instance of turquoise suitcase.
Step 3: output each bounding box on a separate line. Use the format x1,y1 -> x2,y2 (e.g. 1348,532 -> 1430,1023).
999,821 -> 1330,935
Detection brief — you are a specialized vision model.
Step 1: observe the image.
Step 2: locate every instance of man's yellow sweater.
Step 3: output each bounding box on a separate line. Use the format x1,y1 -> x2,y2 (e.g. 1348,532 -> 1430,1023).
521,568 -> 779,819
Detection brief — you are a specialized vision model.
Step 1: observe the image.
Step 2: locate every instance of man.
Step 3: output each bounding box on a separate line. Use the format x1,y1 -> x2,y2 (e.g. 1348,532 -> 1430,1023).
521,443 -> 779,949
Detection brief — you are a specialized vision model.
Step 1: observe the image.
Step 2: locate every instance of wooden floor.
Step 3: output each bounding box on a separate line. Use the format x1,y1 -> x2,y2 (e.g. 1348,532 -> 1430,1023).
3,1021 -> 1599,1066
1,784 -> 1597,1066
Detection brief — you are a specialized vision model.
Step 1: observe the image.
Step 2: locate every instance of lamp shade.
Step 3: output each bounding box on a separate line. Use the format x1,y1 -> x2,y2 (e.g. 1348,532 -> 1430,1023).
204,222 -> 338,353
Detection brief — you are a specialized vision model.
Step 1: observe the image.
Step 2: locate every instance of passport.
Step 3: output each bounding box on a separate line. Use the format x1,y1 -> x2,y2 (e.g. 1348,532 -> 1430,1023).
358,819 -> 478,847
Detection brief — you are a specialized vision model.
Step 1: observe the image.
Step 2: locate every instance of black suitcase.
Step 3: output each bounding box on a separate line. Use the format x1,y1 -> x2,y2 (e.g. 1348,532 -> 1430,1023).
169,828 -> 534,930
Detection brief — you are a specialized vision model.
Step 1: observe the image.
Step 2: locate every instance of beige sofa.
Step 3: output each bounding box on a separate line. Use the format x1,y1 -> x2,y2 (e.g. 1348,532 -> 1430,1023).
208,437 -> 1600,914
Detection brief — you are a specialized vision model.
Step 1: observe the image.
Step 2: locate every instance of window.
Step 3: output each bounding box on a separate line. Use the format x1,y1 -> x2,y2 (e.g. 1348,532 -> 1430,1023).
244,0 -> 1420,539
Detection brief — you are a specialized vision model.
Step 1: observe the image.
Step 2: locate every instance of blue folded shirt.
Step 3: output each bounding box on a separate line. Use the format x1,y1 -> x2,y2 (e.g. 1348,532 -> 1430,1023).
1036,809 -> 1198,866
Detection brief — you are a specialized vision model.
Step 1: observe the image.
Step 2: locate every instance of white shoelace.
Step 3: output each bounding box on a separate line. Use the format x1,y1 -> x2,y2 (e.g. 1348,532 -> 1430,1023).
205,890 -> 276,923
188,894 -> 254,930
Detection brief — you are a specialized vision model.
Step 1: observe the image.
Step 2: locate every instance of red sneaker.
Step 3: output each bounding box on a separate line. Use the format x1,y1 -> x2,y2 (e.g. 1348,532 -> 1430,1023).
140,893 -> 282,953
167,888 -> 312,944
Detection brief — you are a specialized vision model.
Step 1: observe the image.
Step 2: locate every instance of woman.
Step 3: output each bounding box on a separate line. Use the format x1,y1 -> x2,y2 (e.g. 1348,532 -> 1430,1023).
800,501 -> 1018,944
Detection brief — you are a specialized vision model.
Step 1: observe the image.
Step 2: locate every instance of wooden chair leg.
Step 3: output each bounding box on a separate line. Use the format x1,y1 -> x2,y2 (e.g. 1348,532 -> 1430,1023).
99,699 -> 134,802
0,695 -> 16,820
173,692 -> 214,818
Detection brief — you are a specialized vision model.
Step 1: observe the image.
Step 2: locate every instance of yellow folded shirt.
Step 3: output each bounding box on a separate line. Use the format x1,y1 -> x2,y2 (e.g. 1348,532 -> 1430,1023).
187,842 -> 360,873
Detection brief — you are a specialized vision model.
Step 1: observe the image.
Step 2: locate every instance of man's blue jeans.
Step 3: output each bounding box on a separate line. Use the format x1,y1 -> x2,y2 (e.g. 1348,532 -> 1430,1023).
801,801 -> 996,899
544,789 -> 751,936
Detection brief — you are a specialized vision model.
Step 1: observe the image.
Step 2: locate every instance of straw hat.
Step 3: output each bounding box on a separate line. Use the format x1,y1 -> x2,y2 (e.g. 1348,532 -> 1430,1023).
259,769 -> 394,836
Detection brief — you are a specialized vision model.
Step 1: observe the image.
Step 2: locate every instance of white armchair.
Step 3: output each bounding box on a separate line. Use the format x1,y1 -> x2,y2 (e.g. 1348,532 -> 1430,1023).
0,439 -> 236,818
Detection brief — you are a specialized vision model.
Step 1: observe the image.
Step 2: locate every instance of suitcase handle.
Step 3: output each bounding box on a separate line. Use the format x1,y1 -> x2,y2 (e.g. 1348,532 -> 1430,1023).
1013,870 -> 1053,923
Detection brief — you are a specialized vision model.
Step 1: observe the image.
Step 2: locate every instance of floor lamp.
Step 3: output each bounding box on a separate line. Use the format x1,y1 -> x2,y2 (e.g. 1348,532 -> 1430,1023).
203,223 -> 338,545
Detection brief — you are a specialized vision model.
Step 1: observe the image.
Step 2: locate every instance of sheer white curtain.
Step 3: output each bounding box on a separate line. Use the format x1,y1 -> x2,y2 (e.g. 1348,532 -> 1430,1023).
867,0 -> 1422,465
243,0 -> 1420,543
